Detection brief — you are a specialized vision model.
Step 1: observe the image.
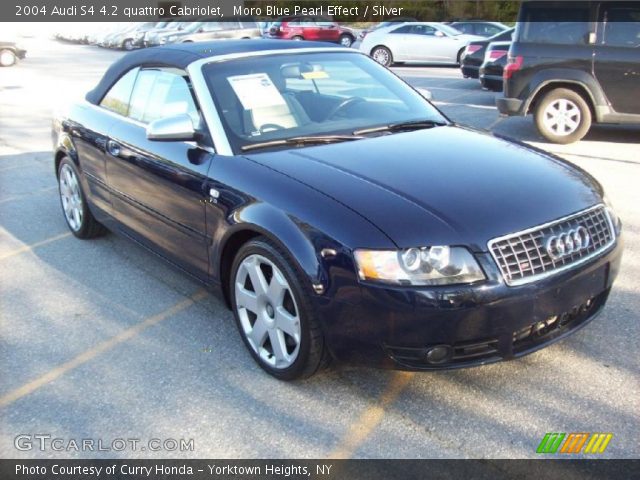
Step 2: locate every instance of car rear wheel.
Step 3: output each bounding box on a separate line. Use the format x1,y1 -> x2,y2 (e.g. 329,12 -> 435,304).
292,35 -> 304,41
57,157 -> 106,238
230,237 -> 328,380
339,34 -> 353,47
122,39 -> 134,51
534,88 -> 591,144
0,49 -> 17,67
371,46 -> 392,67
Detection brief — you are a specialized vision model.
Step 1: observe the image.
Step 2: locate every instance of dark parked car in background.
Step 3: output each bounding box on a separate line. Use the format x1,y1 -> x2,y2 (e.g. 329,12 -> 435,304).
53,40 -> 622,379
267,17 -> 356,46
498,0 -> 640,144
461,27 -> 513,79
479,41 -> 511,91
0,40 -> 26,67
450,21 -> 509,37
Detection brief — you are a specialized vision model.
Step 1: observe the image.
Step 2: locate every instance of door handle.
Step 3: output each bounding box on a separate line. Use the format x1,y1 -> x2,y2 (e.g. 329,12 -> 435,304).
107,140 -> 121,157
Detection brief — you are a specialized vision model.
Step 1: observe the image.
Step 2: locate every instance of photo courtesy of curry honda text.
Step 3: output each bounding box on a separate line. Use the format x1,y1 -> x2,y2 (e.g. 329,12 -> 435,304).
52,40 -> 623,380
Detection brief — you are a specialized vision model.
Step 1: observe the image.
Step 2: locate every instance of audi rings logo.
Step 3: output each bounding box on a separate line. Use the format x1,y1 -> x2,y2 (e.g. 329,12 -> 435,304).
545,226 -> 591,260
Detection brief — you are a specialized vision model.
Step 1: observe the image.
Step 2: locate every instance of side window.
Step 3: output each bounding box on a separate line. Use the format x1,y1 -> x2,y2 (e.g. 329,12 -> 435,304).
481,25 -> 503,37
129,69 -> 199,125
416,25 -> 436,36
455,24 -> 472,34
603,7 -> 640,47
99,68 -> 138,116
128,70 -> 158,121
391,25 -> 413,34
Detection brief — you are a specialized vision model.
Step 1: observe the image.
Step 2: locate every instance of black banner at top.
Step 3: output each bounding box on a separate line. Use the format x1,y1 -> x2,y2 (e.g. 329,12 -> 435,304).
4,1 -> 633,23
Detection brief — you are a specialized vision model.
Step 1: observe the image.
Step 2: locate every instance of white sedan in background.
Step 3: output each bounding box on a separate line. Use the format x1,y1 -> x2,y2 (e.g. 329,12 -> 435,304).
360,22 -> 482,67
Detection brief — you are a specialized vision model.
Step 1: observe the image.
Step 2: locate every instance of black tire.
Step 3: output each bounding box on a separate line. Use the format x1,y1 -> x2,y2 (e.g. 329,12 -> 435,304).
0,49 -> 17,67
456,48 -> 465,65
122,39 -> 134,51
371,46 -> 393,67
230,237 -> 329,380
339,34 -> 354,48
57,157 -> 107,239
292,35 -> 304,41
534,88 -> 592,144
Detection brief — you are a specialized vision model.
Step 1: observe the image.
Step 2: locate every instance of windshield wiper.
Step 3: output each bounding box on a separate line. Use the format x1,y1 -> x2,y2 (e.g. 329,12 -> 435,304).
240,135 -> 364,152
353,119 -> 447,136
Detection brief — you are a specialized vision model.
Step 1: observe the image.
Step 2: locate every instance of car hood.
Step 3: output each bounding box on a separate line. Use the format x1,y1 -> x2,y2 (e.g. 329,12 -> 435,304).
243,126 -> 602,251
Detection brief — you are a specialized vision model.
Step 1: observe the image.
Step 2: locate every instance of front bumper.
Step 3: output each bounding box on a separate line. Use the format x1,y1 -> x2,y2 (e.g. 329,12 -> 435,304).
319,238 -> 622,370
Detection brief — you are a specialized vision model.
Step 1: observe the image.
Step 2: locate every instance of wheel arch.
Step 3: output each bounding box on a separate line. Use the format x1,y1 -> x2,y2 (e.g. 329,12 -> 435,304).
214,206 -> 325,309
53,132 -> 79,177
523,70 -> 606,120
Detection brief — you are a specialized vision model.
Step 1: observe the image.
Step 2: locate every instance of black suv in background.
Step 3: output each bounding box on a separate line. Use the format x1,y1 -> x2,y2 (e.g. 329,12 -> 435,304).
497,1 -> 640,144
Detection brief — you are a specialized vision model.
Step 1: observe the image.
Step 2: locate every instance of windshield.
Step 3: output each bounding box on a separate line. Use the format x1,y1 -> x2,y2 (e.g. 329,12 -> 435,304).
203,52 -> 447,153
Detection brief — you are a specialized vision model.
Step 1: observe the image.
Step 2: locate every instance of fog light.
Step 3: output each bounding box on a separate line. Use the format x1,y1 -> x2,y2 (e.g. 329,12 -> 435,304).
425,345 -> 451,364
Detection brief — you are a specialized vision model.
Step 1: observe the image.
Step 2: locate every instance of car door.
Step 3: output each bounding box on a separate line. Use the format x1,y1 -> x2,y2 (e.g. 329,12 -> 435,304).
594,2 -> 640,114
75,68 -> 140,222
315,19 -> 340,42
105,68 -> 213,280
404,25 -> 441,61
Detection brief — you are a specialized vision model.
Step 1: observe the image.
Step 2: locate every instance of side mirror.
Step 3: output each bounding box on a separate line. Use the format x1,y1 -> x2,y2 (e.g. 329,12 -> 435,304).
416,87 -> 433,101
146,114 -> 197,142
434,30 -> 445,38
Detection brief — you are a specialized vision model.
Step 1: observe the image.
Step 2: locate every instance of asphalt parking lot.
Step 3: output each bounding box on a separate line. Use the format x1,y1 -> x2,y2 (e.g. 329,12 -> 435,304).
1,38 -> 638,459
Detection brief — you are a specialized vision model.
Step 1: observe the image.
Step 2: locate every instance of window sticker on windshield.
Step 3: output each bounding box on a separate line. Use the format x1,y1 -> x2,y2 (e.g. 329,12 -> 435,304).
301,71 -> 329,80
227,73 -> 286,110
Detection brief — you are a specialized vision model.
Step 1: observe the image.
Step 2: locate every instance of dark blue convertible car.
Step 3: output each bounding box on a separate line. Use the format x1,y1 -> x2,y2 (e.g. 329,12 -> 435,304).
52,40 -> 622,379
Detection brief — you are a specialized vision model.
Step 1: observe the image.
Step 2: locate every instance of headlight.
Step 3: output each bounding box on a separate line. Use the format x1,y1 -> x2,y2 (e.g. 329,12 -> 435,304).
603,195 -> 621,234
354,246 -> 485,286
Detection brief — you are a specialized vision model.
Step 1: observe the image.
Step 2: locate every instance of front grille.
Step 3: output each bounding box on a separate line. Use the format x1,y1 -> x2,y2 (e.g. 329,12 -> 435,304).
488,205 -> 615,286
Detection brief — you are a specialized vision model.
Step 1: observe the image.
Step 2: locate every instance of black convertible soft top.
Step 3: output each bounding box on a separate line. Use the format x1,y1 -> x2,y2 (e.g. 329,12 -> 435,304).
85,39 -> 343,105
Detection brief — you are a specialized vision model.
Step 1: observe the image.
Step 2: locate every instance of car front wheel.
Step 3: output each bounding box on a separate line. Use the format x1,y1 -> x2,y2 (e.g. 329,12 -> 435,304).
230,237 -> 328,380
534,88 -> 592,144
122,39 -> 134,51
0,49 -> 17,67
371,46 -> 392,66
339,34 -> 353,47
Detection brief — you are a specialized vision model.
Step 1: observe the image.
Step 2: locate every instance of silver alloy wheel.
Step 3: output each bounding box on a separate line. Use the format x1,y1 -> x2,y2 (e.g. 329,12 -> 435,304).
123,39 -> 134,51
59,164 -> 83,231
340,36 -> 352,47
235,254 -> 301,369
372,48 -> 390,65
542,99 -> 581,136
0,50 -> 16,67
